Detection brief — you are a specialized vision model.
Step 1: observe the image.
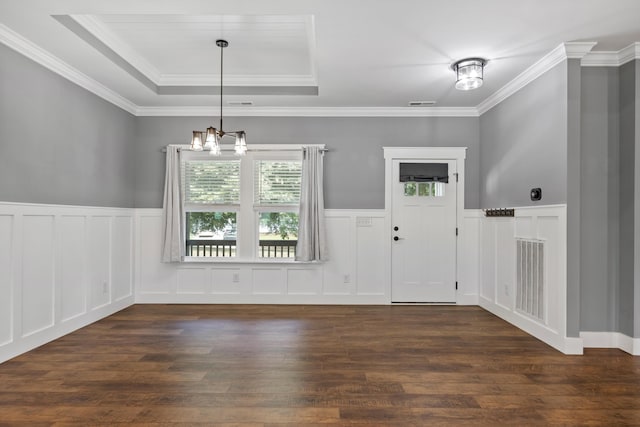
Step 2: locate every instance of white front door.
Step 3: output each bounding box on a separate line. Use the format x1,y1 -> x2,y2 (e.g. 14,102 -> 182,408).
391,159 -> 457,302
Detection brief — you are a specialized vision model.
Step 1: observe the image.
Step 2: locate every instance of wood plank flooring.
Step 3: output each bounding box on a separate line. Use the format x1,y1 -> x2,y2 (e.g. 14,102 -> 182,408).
1,305 -> 639,426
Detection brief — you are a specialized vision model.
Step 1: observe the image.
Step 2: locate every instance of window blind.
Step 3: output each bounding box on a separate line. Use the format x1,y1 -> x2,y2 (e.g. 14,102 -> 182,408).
183,160 -> 240,205
254,161 -> 302,206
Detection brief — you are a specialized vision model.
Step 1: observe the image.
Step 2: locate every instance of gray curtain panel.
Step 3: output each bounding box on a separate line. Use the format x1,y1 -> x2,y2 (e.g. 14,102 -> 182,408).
296,146 -> 328,261
161,146 -> 184,262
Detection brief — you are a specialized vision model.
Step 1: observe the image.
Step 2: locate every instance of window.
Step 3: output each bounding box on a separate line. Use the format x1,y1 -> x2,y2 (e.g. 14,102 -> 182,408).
183,159 -> 240,257
181,151 -> 302,260
254,160 -> 302,258
404,181 -> 445,197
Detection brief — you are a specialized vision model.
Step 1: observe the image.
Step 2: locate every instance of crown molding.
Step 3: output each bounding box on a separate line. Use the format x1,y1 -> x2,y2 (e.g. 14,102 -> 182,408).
618,42 -> 640,65
581,42 -> 640,66
135,106 -> 480,117
477,42 -> 597,115
7,23 -> 632,120
0,24 -> 477,118
563,41 -> 598,58
0,24 -> 138,115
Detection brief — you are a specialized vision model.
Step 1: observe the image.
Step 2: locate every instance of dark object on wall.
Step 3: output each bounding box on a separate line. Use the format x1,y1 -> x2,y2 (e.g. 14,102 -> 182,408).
485,208 -> 515,217
530,188 -> 542,201
399,162 -> 449,183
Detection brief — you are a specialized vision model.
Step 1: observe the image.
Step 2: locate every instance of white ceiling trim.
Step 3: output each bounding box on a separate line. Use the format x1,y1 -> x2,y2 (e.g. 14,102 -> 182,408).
304,15 -> 319,90
3,25 -> 617,119
70,14 -> 162,83
68,14 -> 319,90
581,42 -> 640,67
477,42 -> 597,115
157,74 -> 317,87
135,106 -> 480,117
0,24 -> 138,115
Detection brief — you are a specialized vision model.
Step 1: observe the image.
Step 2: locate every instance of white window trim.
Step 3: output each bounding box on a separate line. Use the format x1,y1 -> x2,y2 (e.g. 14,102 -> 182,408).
181,145 -> 325,263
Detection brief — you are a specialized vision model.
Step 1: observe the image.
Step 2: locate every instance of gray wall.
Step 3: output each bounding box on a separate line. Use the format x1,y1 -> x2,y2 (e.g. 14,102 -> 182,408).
635,60 -> 640,339
479,62 -> 568,208
579,67 -> 620,332
619,60 -> 637,337
134,116 -> 480,209
0,45 -> 136,207
566,58 -> 582,338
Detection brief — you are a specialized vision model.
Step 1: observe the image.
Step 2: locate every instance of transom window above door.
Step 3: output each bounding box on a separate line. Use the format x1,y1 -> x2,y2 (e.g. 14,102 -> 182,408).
399,162 -> 448,198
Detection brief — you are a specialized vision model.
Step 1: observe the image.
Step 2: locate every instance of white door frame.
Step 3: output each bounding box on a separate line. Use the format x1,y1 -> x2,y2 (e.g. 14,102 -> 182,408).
383,147 -> 467,304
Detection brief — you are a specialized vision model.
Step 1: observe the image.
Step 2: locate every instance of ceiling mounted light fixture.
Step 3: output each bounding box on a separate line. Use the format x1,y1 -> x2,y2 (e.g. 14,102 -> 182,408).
451,58 -> 487,91
191,39 -> 247,155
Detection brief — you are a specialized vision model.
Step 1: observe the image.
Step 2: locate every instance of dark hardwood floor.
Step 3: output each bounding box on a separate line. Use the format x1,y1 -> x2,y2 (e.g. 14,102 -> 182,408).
1,305 -> 639,426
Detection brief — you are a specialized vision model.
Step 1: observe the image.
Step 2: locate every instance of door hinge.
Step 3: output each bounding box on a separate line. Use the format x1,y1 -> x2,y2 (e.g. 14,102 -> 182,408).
456,227 -> 458,236
455,281 -> 458,290
454,172 -> 459,182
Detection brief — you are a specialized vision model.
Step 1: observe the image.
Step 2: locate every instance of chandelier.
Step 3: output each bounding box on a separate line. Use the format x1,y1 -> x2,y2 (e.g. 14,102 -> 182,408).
191,39 -> 247,155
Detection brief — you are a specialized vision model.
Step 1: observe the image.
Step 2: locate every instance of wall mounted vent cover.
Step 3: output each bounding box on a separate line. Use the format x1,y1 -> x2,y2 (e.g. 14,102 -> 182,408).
408,101 -> 436,107
227,101 -> 254,106
516,238 -> 544,322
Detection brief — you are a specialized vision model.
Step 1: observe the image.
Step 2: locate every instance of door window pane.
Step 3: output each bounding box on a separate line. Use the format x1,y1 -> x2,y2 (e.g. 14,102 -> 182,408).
404,183 -> 416,196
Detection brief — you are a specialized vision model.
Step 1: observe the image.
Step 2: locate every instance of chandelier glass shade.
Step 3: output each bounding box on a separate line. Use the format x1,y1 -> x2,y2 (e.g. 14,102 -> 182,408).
191,39 -> 247,155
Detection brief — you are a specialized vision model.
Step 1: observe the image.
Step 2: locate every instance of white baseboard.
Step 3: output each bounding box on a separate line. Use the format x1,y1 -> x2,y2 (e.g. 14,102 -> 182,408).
135,294 -> 389,305
456,293 -> 479,305
480,297 -> 581,355
563,337 -> 585,355
580,331 -> 640,355
0,296 -> 133,364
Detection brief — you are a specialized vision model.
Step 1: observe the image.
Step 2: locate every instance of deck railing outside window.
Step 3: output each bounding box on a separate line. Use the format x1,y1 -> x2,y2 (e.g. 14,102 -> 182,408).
186,240 -> 297,258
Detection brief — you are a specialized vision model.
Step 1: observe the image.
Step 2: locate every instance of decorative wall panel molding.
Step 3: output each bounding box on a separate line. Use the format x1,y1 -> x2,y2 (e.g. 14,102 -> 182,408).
134,209 -> 390,304
0,202 -> 135,363
478,204 -> 579,354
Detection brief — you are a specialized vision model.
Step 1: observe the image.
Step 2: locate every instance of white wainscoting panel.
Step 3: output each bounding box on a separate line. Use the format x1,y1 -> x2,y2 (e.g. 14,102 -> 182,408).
323,215 -> 352,295
112,216 -> 133,302
458,210 -> 481,305
356,216 -> 386,296
0,215 -> 13,346
478,205 -> 577,354
137,214 -> 175,295
252,268 -> 284,295
176,267 -> 208,295
58,215 -> 87,322
0,202 -> 135,364
212,269 -> 243,295
21,215 -> 55,337
135,209 -> 389,304
89,216 -> 111,310
287,268 -> 322,295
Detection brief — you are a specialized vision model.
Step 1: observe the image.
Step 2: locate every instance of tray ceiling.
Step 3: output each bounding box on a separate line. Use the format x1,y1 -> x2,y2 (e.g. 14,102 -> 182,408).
2,0 -> 640,116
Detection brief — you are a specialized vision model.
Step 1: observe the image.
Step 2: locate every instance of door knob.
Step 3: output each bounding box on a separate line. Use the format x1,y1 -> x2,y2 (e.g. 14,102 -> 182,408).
393,226 -> 399,231
393,236 -> 399,241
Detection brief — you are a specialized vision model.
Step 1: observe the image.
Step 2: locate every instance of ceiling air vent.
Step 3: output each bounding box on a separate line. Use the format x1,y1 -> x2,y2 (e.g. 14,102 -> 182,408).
408,101 -> 436,107
227,101 -> 254,106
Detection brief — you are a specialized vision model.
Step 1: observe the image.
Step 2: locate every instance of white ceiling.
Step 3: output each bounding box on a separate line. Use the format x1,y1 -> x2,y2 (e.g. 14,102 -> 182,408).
2,0 -> 640,116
